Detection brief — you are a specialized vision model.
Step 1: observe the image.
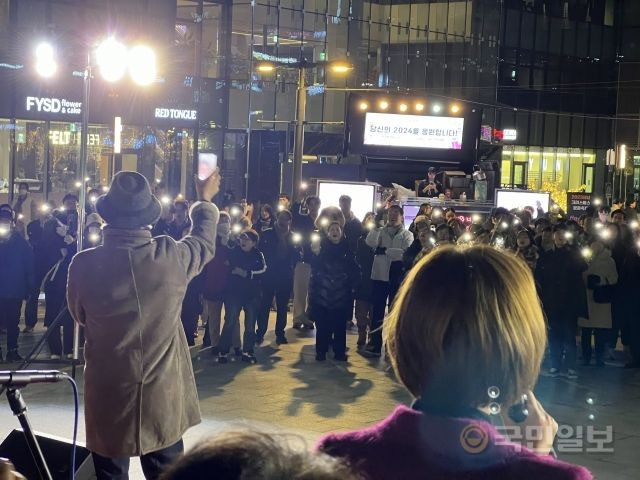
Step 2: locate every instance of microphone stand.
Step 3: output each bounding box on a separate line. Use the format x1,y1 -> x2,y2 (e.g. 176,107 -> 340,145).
5,385 -> 53,480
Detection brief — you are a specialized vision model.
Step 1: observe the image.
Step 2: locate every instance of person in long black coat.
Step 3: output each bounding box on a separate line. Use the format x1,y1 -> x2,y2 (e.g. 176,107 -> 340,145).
308,222 -> 359,361
535,226 -> 587,377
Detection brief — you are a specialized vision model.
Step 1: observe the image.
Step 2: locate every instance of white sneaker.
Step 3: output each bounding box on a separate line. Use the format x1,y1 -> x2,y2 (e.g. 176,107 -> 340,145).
549,367 -> 560,377
50,354 -> 61,360
566,369 -> 578,379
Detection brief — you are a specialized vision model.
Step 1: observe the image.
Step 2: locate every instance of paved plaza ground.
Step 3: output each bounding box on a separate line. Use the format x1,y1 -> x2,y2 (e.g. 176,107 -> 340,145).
1,312 -> 639,479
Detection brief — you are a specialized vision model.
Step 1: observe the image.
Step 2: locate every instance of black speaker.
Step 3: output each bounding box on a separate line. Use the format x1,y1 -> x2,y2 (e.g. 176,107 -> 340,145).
0,429 -> 95,479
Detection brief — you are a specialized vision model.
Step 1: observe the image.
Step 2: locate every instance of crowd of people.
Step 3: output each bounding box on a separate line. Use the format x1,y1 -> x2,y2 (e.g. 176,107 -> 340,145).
2,171 -> 623,480
1,179 -> 640,373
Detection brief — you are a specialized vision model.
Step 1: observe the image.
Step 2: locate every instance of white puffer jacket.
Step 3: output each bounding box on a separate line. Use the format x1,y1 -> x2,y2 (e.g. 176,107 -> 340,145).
366,225 -> 414,282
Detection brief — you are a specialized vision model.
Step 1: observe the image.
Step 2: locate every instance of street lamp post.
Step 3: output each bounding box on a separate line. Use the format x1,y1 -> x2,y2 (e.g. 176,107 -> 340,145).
35,39 -> 156,377
293,67 -> 307,202
256,60 -> 351,201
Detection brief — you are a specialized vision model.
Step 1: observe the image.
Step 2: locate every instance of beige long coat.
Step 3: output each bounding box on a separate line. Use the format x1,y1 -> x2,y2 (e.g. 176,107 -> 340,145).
579,248 -> 618,329
67,202 -> 219,458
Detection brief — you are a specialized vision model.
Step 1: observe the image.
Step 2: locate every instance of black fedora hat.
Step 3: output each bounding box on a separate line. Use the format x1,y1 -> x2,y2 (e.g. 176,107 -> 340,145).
96,171 -> 162,229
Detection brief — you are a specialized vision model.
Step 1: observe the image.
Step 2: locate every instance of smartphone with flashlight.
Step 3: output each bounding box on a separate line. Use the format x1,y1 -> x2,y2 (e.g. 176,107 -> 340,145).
198,153 -> 218,181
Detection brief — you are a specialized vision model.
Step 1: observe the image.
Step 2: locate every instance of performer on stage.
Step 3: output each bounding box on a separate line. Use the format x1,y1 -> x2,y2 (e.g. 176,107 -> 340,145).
67,170 -> 220,480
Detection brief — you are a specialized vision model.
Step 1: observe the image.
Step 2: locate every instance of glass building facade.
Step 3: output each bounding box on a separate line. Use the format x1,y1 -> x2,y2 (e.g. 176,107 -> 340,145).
1,0 -> 638,203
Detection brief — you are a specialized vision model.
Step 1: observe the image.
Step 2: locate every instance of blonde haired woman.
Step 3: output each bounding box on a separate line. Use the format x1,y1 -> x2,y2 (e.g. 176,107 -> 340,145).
318,246 -> 591,480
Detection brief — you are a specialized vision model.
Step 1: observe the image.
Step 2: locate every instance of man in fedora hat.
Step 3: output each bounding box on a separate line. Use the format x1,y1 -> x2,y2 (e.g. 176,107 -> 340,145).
67,170 -> 220,479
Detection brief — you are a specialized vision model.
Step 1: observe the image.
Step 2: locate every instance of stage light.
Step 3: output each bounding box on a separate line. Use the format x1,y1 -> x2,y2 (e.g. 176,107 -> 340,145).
379,100 -> 389,110
450,104 -> 461,114
257,62 -> 275,73
399,103 -> 408,112
35,42 -> 57,78
96,38 -> 128,82
432,104 -> 442,113
128,45 -> 156,86
415,103 -> 425,112
359,102 -> 368,111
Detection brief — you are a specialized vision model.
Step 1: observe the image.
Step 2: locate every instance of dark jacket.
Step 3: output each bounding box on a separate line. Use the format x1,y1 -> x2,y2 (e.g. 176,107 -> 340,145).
27,219 -> 52,281
0,230 -> 35,300
259,228 -> 301,285
403,238 -> 423,271
354,234 -> 374,301
308,238 -> 359,311
226,246 -> 266,301
255,217 -> 275,234
152,218 -> 191,240
202,237 -> 232,302
344,215 -> 364,253
43,245 -> 76,327
535,246 -> 588,321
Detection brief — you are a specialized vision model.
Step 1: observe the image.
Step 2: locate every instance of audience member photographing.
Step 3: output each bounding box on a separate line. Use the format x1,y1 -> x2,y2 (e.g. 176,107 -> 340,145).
318,246 -> 591,480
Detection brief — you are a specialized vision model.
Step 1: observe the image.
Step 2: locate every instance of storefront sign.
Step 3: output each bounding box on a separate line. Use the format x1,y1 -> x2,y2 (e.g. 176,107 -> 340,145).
503,129 -> 517,141
493,128 -> 517,142
154,107 -> 197,121
567,192 -> 593,221
26,96 -> 82,115
49,130 -> 100,146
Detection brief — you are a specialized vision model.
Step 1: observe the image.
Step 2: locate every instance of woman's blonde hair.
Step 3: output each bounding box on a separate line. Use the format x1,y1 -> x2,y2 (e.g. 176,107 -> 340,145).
385,245 -> 546,409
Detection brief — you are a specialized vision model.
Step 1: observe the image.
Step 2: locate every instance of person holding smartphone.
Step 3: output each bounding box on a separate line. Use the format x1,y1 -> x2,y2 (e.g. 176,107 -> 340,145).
67,170 -> 221,479
318,246 -> 591,480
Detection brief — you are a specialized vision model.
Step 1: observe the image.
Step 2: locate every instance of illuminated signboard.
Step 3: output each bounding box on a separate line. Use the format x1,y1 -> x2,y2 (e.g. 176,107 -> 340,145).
363,112 -> 464,150
480,125 -> 492,143
49,131 -> 100,146
26,96 -> 81,115
154,107 -> 197,121
503,128 -> 517,141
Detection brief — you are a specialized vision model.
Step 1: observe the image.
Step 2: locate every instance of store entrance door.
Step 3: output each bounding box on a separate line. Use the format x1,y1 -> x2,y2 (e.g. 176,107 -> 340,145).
513,161 -> 528,189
